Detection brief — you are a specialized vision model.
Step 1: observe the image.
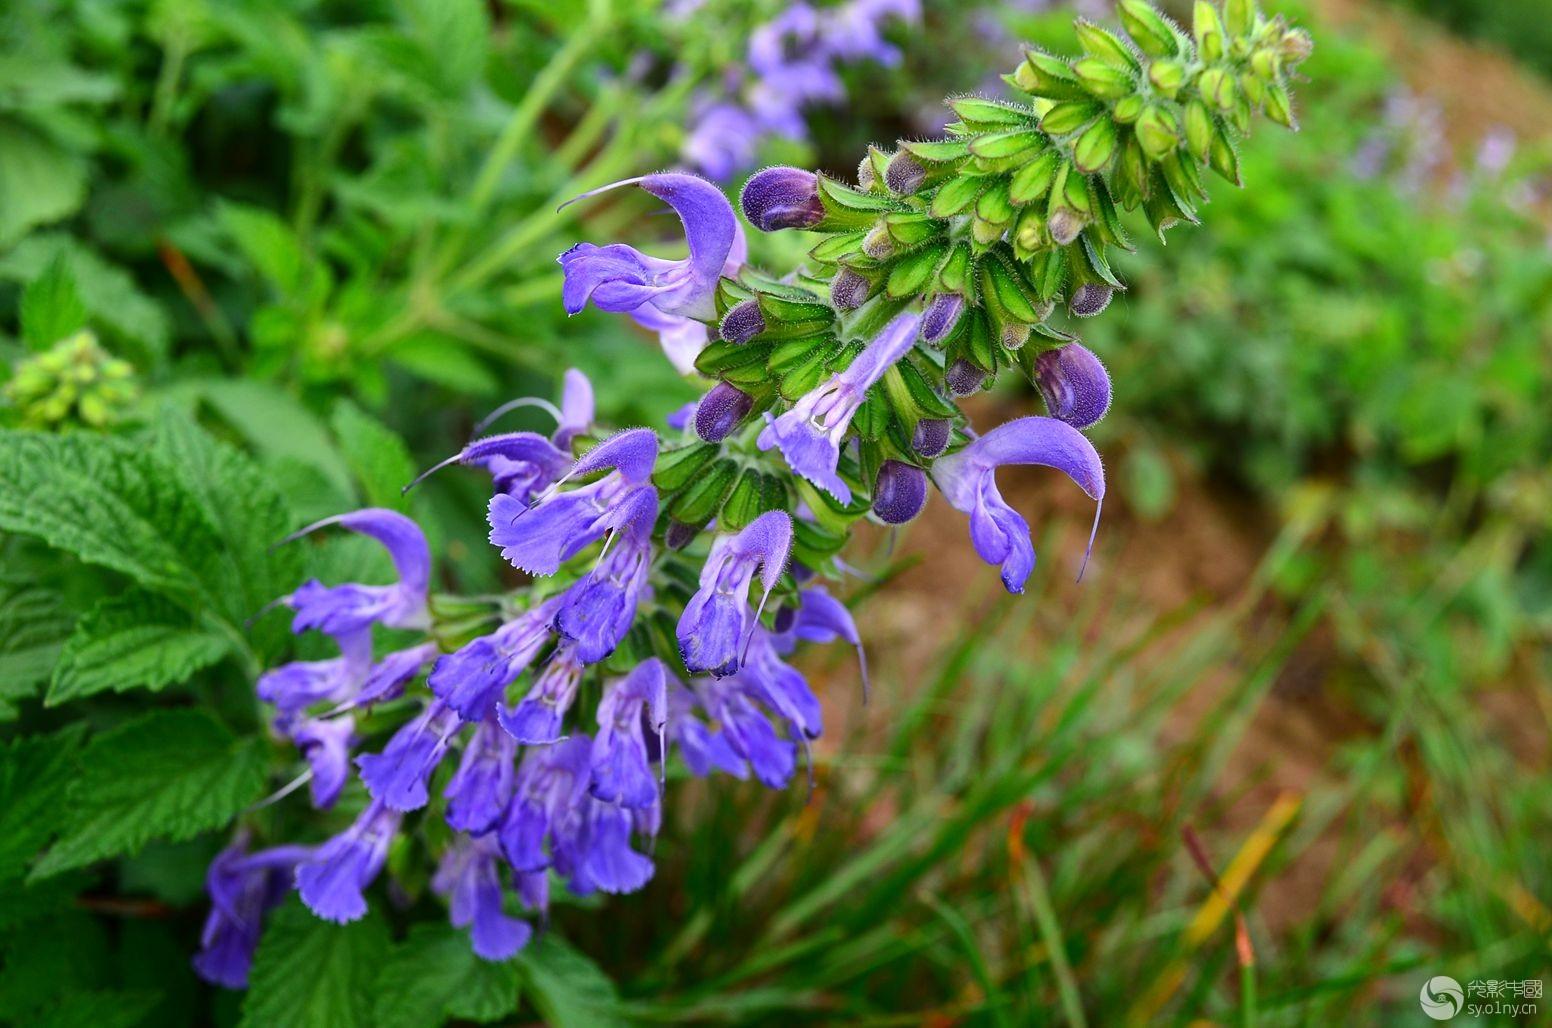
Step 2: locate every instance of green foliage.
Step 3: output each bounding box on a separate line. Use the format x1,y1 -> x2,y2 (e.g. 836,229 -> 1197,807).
47,590 -> 231,706
242,900 -> 391,1028
31,709 -> 265,879
372,924 -> 522,1028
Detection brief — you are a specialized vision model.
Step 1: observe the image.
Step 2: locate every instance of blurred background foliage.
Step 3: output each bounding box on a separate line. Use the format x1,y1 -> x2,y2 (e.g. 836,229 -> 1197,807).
1,0 -> 1549,1024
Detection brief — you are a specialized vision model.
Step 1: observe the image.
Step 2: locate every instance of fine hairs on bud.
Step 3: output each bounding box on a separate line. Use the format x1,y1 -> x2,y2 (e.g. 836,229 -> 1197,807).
1068,283 -> 1113,318
856,155 -> 876,191
872,460 -> 928,524
861,225 -> 895,260
720,299 -> 766,344
831,268 -> 872,311
946,359 -> 988,397
1000,323 -> 1031,350
694,381 -> 755,442
884,152 -> 927,195
740,166 -> 825,232
912,418 -> 951,458
1047,209 -> 1083,246
920,293 -> 965,345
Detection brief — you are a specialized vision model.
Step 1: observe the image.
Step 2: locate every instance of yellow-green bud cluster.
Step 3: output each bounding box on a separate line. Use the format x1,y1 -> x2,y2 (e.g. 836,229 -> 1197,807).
5,330 -> 139,429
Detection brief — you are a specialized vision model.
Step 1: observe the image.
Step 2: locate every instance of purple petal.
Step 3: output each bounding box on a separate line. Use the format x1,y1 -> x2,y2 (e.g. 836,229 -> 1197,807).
1034,344 -> 1112,430
296,803 -> 399,924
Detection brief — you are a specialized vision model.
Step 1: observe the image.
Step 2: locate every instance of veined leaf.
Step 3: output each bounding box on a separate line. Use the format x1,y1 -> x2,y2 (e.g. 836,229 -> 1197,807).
0,578 -> 73,720
30,709 -> 265,879
242,900 -> 390,1028
46,590 -> 230,707
19,255 -> 86,351
516,934 -> 624,1028
0,725 -> 85,882
0,121 -> 86,244
331,400 -> 415,509
372,924 -> 521,1028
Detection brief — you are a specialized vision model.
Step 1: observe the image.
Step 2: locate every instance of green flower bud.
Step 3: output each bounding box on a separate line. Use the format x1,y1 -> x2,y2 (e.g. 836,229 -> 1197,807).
1148,58 -> 1185,98
1118,0 -> 1180,58
1184,99 -> 1214,161
1197,66 -> 1239,113
1073,118 -> 1120,174
1264,81 -> 1296,129
1112,94 -> 1146,124
1014,50 -> 1089,101
1225,0 -> 1255,36
1279,27 -> 1314,64
1193,1 -> 1227,63
1040,100 -> 1105,136
1208,128 -> 1241,185
1249,47 -> 1278,82
1075,20 -> 1142,73
1135,104 -> 1181,160
1073,58 -> 1134,101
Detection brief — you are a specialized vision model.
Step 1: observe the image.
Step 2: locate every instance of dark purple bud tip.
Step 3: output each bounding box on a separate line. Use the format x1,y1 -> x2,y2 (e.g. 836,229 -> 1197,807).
720,299 -> 766,344
861,226 -> 895,260
831,268 -> 872,311
920,293 -> 965,345
912,418 -> 951,458
772,605 -> 798,634
1047,209 -> 1084,246
873,460 -> 928,524
741,167 -> 824,232
1068,284 -> 1113,318
694,381 -> 755,442
1035,343 -> 1112,430
665,520 -> 701,550
946,358 -> 989,397
884,152 -> 926,195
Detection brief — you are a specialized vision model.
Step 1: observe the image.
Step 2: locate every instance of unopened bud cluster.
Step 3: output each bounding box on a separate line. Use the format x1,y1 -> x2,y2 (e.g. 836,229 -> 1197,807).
5,330 -> 138,429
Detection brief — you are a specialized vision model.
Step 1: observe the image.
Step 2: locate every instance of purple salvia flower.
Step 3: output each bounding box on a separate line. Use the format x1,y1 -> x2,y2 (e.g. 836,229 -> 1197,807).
930,416 -> 1106,593
432,835 -> 532,961
872,459 -> 928,524
666,401 -> 696,432
279,509 -> 432,636
945,358 -> 988,396
559,173 -> 736,323
694,381 -> 755,442
757,312 -> 922,501
498,643 -> 585,744
355,700 -> 459,812
1068,283 -> 1113,318
719,299 -> 766,345
563,796 -> 655,896
193,840 -> 308,988
407,432 -> 572,505
830,267 -> 873,311
429,596 -> 562,723
628,220 -> 746,374
1034,343 -> 1112,430
499,736 -> 593,874
920,293 -> 965,344
443,717 -> 517,836
693,676 -> 797,788
590,658 -> 669,809
683,100 -> 766,181
676,510 -> 793,678
256,630 -> 372,714
787,586 -> 869,699
288,715 -> 356,809
296,801 -> 401,924
664,679 -> 748,779
353,641 -> 441,707
740,166 -> 825,232
737,628 -> 823,742
553,486 -> 658,664
487,428 -> 658,577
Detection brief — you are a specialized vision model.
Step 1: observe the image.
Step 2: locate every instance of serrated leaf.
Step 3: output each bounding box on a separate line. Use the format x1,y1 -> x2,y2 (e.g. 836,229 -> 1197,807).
46,591 -> 230,707
372,923 -> 521,1028
31,709 -> 265,879
0,235 -> 169,357
19,255 -> 87,350
515,934 -> 624,1028
331,400 -> 415,509
0,578 -> 73,720
0,725 -> 85,882
0,121 -> 87,244
242,900 -> 390,1028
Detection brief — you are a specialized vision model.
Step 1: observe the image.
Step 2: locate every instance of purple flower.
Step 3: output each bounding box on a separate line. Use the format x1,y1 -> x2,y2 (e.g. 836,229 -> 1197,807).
912,418 -> 951,457
193,840 -> 307,988
296,801 -> 401,924
498,737 -> 593,873
757,312 -> 921,501
784,586 -> 869,699
563,797 -> 655,896
280,509 -> 432,636
740,167 -> 825,232
628,220 -> 747,374
355,701 -> 459,812
429,597 -> 561,723
694,381 -> 755,442
920,293 -> 964,344
683,101 -> 766,182
1034,343 -> 1112,430
432,835 -> 532,961
443,717 -> 517,836
590,659 -> 669,809
665,679 -> 748,779
488,428 -> 658,577
498,644 -> 585,744
553,486 -> 658,664
354,641 -> 441,707
288,715 -> 356,809
256,630 -> 372,714
691,675 -> 797,788
560,173 -> 736,323
737,628 -> 822,742
676,510 -> 793,677
930,417 -> 1106,593
872,459 -> 928,524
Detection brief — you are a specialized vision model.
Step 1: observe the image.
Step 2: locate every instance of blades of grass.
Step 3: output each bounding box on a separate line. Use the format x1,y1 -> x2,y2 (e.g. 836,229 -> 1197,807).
1008,805 -> 1088,1028
922,892 -> 1014,1028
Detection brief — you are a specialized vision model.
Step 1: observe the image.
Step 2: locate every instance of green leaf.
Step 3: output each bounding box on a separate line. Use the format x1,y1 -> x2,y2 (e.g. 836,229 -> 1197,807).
372,924 -> 521,1028
19,255 -> 87,350
190,378 -> 354,496
515,934 -> 624,1028
401,0 -> 490,94
0,725 -> 85,882
0,578 -> 74,720
0,430 -> 227,602
243,900 -> 390,1028
331,400 -> 415,509
218,201 -> 310,296
46,590 -> 231,707
31,709 -> 265,879
0,235 -> 169,357
0,120 -> 86,244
